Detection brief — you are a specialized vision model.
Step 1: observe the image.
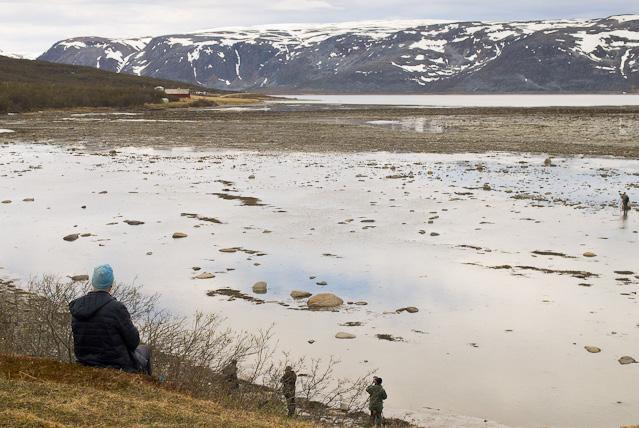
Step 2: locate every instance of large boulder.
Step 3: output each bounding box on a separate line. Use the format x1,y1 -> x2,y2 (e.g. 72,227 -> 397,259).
307,293 -> 343,308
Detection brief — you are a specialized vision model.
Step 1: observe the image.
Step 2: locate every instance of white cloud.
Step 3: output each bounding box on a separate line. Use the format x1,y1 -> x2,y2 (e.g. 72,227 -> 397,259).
270,0 -> 338,11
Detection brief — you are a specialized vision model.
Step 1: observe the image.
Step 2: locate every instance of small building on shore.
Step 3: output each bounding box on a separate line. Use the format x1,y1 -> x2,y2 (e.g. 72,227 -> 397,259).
165,88 -> 191,101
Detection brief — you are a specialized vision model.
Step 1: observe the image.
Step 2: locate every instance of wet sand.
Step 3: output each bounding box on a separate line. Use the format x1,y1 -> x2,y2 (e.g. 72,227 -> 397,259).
1,140 -> 638,427
1,105 -> 639,157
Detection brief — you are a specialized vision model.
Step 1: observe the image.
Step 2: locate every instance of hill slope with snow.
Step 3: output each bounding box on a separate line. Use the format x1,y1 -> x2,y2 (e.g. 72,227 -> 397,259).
39,16 -> 639,93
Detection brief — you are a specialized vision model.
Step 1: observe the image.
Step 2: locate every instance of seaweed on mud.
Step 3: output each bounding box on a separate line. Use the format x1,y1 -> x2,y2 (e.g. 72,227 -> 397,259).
211,192 -> 264,206
181,213 -> 222,223
218,247 -> 267,256
376,334 -> 404,342
532,250 -> 575,258
514,265 -> 597,279
206,288 -> 265,304
458,244 -> 483,250
466,262 -> 598,279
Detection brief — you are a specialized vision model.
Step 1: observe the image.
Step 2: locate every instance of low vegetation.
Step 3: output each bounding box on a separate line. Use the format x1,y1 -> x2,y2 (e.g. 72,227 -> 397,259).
0,56 -> 208,114
0,277 -> 412,426
0,354 -> 316,428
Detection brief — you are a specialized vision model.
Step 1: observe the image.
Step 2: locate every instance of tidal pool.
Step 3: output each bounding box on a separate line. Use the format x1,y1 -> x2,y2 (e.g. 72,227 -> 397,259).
1,143 -> 638,427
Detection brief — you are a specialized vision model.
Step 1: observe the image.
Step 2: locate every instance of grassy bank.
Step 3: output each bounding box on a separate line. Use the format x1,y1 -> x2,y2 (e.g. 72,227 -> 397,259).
0,278 -> 415,427
0,56 -> 209,114
0,354 -> 317,427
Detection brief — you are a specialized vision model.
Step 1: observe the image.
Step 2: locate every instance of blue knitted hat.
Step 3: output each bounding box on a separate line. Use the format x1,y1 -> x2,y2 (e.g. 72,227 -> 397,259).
92,264 -> 114,290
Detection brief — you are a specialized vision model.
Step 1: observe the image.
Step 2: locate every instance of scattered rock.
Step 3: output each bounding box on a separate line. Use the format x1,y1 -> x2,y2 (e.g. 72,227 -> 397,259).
397,307 -> 419,314
22,198 -> 34,202
618,356 -> 637,365
172,232 -> 188,239
194,272 -> 215,280
307,339 -> 315,344
430,232 -> 440,237
585,346 -> 601,353
219,248 -> 238,253
1,200 -> 11,204
68,275 -> 89,282
124,220 -> 144,226
316,281 -> 327,286
583,252 -> 597,258
290,290 -> 312,299
63,234 -> 79,242
614,270 -> 634,275
544,158 -> 553,167
192,266 -> 201,271
482,183 -> 491,191
335,332 -> 356,339
307,293 -> 344,309
252,281 -> 268,294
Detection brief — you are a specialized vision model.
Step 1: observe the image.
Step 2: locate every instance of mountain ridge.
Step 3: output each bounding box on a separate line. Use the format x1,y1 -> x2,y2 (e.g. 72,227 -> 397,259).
38,15 -> 639,93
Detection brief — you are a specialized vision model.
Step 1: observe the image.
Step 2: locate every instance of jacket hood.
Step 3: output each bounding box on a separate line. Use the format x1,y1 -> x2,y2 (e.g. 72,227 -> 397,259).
69,291 -> 114,320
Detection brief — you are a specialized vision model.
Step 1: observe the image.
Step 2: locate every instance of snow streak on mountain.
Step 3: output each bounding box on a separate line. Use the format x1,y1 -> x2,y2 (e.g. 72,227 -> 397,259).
39,16 -> 639,92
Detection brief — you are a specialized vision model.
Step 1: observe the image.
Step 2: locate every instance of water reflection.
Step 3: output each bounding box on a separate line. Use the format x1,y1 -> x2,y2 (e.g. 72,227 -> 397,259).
0,144 -> 638,428
366,117 -> 445,133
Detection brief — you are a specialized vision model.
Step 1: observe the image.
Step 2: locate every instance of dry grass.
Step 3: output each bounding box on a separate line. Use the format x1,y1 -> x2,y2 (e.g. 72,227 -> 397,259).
0,355 -> 319,428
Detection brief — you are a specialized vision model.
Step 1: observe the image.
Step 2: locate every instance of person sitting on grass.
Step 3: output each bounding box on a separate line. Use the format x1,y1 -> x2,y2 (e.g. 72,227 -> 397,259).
69,264 -> 152,375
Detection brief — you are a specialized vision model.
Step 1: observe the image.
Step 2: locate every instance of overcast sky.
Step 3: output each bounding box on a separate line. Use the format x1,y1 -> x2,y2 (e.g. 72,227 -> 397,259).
1,0 -> 636,57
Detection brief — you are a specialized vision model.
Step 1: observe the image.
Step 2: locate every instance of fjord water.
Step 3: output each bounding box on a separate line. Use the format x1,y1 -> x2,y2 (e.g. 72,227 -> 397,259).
280,94 -> 639,107
1,142 -> 638,427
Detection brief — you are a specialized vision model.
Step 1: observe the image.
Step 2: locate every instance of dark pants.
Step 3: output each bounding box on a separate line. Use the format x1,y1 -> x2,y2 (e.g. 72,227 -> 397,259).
133,344 -> 152,376
370,409 -> 383,427
285,395 -> 295,417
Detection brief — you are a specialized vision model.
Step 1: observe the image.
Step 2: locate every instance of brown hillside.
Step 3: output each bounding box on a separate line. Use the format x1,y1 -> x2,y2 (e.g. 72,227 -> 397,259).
0,355 -> 319,428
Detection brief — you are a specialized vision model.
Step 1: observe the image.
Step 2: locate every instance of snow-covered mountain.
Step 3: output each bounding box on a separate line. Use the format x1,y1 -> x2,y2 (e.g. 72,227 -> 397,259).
39,15 -> 639,92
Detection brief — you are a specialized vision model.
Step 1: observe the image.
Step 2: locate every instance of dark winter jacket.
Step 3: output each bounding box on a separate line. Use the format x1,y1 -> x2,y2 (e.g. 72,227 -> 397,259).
366,384 -> 388,411
69,291 -> 140,371
281,369 -> 297,397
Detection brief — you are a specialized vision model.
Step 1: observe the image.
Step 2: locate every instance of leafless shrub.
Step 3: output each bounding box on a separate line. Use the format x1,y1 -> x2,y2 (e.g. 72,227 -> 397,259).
0,275 -> 376,423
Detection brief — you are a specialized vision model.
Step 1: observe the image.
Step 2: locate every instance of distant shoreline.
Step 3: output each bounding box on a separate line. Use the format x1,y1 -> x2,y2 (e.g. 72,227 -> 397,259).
2,104 -> 639,158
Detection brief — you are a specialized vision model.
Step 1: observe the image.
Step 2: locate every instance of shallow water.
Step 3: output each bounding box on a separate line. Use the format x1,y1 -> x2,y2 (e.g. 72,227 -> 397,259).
278,94 -> 639,107
1,143 -> 638,427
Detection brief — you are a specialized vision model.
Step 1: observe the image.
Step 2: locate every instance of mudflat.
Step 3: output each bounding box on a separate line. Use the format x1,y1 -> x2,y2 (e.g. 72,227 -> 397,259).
2,105 -> 639,156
